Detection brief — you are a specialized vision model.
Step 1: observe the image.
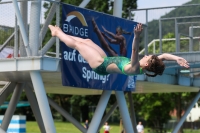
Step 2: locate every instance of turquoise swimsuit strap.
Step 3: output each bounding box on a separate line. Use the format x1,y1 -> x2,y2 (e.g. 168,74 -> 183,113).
140,67 -> 143,74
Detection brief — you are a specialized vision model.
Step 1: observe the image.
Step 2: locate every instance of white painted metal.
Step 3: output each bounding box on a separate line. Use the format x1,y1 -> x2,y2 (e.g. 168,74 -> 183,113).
30,71 -> 56,133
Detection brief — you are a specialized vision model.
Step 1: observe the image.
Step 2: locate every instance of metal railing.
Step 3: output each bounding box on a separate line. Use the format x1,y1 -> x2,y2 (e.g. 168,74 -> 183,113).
129,4 -> 200,55
0,0 -> 60,58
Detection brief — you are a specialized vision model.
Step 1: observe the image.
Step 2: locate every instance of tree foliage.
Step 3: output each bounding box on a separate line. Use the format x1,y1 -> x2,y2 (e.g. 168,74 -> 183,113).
141,0 -> 200,51
133,93 -> 174,131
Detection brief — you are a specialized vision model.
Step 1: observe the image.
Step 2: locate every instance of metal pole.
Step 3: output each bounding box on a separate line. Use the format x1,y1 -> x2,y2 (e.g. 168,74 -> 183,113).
39,0 -> 60,48
19,0 -> 28,57
29,0 -> 41,56
172,91 -> 200,133
39,37 -> 56,56
0,82 -> 16,106
0,32 -> 15,52
87,91 -> 112,133
177,33 -> 180,52
128,92 -> 137,133
14,15 -> 19,57
189,26 -> 193,52
48,97 -> 87,133
159,19 -> 162,53
113,0 -> 122,17
30,71 -> 56,133
24,86 -> 46,133
175,19 -> 180,52
79,0 -> 91,8
0,128 -> 6,133
56,2 -> 60,58
12,0 -> 31,56
145,9 -> 148,55
98,102 -> 118,131
115,91 -> 134,133
1,83 -> 24,131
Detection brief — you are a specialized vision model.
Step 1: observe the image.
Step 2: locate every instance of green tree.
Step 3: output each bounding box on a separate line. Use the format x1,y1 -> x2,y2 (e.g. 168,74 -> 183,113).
133,93 -> 174,132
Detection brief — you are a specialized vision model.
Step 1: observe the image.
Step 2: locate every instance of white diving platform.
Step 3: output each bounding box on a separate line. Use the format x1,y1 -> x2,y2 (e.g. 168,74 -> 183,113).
0,56 -> 199,95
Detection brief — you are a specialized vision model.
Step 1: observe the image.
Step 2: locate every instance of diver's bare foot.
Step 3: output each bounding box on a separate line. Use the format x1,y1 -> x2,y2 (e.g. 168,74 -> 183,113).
48,25 -> 61,37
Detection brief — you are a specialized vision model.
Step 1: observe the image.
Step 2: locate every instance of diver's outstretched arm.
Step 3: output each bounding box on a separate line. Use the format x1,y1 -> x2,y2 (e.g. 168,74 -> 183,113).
130,23 -> 142,66
158,53 -> 189,68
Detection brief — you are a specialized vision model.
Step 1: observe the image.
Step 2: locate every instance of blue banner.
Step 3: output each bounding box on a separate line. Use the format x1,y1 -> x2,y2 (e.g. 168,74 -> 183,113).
61,3 -> 137,91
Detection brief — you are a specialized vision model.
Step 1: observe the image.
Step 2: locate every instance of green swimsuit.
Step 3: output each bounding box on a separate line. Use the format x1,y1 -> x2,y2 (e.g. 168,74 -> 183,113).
93,57 -> 143,75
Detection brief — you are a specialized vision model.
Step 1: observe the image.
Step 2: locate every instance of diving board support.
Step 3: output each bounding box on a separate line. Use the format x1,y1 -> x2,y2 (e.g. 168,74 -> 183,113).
48,97 -> 87,133
39,0 -> 60,48
128,92 -> 137,133
29,0 -> 41,56
0,128 -> 6,133
87,90 -> 112,133
79,0 -> 91,8
12,0 -> 31,56
19,1 -> 28,57
1,83 -> 24,131
172,90 -> 200,133
24,85 -> 46,133
0,82 -> 16,106
116,91 -> 134,133
30,71 -> 56,133
98,101 -> 118,131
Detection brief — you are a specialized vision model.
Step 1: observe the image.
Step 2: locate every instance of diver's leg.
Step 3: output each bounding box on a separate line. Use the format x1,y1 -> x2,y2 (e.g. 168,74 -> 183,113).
49,25 -> 104,68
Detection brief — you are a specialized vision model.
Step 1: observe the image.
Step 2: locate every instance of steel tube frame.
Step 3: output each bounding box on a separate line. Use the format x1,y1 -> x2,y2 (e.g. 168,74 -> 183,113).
0,128 -> 6,133
172,91 -> 200,133
189,26 -> 193,52
19,1 -> 28,57
39,0 -> 60,48
24,86 -> 46,133
1,83 -> 24,131
159,19 -> 162,53
144,10 -> 148,55
87,91 -> 112,133
0,32 -> 15,52
12,0 -> 31,56
39,37 -> 56,56
79,0 -> 91,8
0,82 -> 16,105
30,71 -> 56,133
98,102 -> 118,131
128,92 -> 137,133
48,97 -> 87,133
14,16 -> 19,57
113,1 -> 134,133
29,0 -> 41,56
115,91 -> 134,133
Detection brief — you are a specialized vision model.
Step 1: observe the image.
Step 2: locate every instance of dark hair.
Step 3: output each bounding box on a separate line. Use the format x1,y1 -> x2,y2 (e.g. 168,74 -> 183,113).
145,55 -> 165,77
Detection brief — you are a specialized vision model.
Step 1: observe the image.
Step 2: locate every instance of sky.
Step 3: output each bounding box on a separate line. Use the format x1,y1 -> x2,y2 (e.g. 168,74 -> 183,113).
0,0 -> 192,27
0,1 -> 47,27
134,0 -> 191,23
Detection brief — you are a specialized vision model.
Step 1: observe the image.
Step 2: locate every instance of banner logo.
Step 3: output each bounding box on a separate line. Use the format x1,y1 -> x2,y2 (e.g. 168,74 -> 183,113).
65,11 -> 88,26
63,11 -> 89,37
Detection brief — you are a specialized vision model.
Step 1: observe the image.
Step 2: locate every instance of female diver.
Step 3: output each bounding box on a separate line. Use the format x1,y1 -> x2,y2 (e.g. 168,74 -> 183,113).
48,23 -> 189,77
